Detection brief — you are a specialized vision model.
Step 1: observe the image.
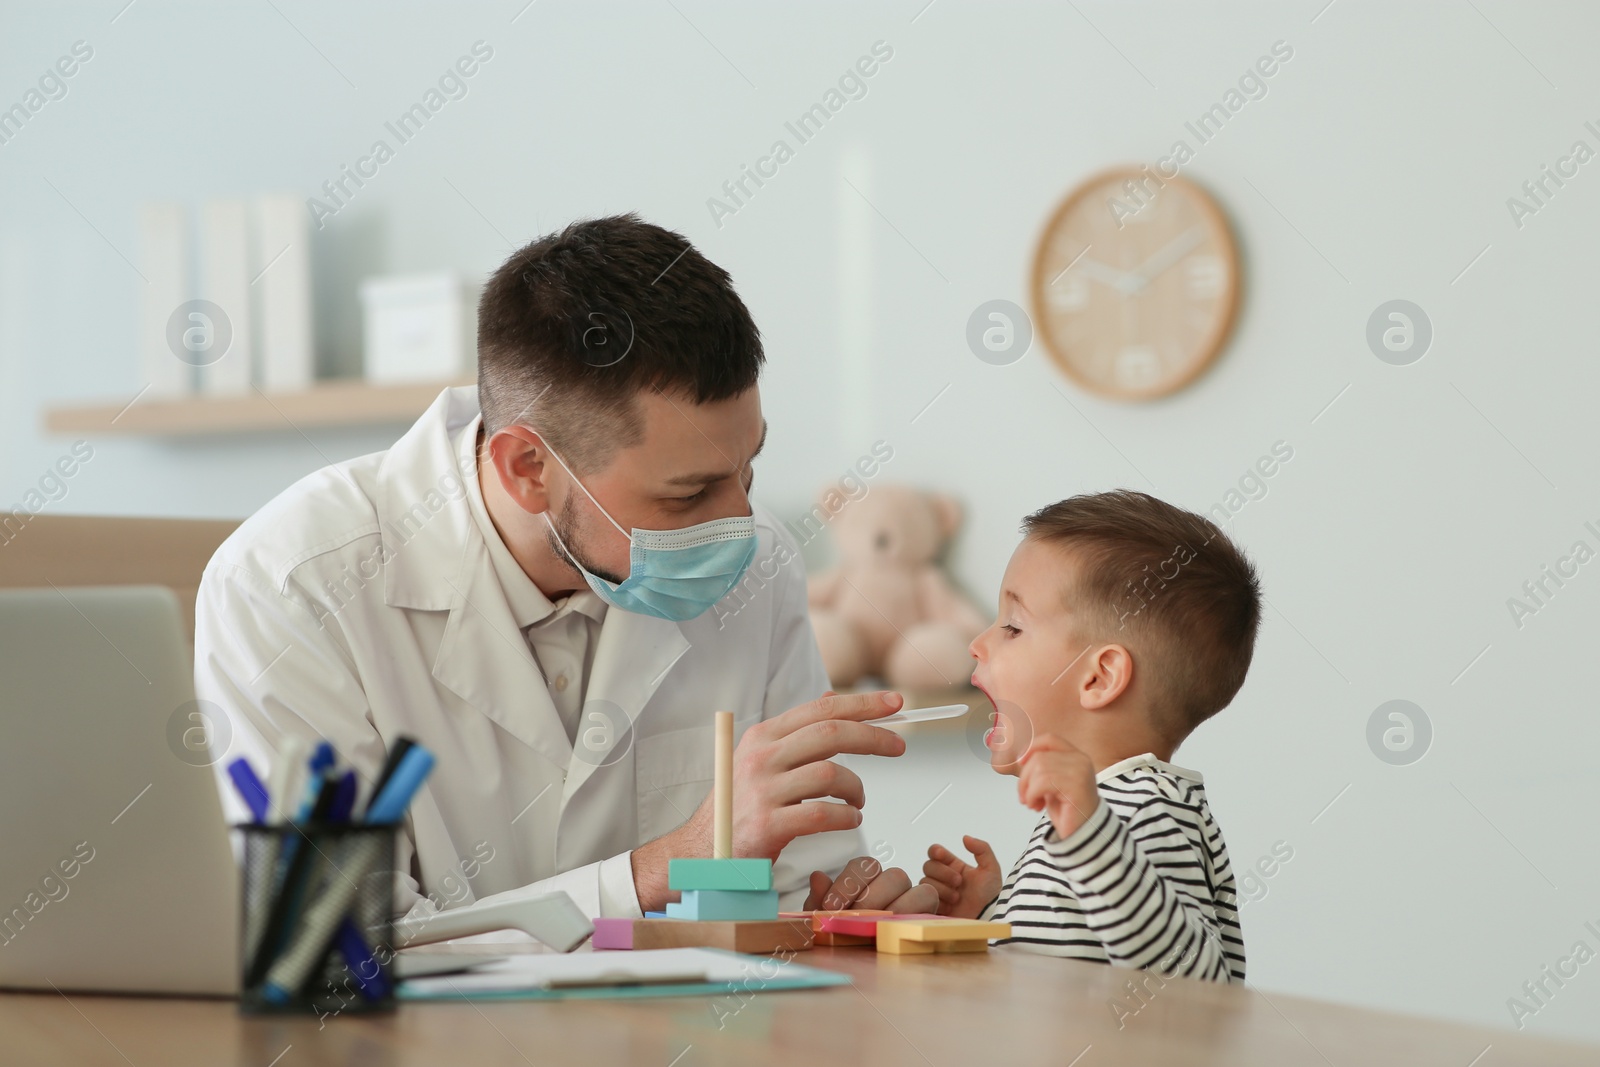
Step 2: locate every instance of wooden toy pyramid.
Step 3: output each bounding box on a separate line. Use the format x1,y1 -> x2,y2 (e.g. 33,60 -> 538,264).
630,711 -> 812,953
591,710 -> 1011,957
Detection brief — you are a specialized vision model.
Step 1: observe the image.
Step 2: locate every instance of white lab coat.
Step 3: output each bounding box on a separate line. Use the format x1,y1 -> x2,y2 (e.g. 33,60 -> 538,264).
195,386 -> 862,918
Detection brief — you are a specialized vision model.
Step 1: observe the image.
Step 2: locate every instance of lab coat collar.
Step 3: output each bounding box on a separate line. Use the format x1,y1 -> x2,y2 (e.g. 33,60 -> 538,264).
375,386 -> 483,613
561,603 -> 690,805
428,536 -> 693,785
373,388 -> 564,764
375,386 -> 690,781
430,540 -> 573,768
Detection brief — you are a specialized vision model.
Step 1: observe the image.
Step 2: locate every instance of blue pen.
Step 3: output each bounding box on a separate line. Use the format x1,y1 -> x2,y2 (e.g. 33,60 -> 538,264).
335,922 -> 391,1001
295,742 -> 336,820
309,740 -> 335,770
328,770 -> 358,823
363,747 -> 435,825
227,757 -> 271,823
278,741 -> 337,875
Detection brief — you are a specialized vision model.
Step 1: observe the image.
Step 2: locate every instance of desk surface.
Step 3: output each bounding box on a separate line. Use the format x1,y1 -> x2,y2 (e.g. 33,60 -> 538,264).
4,944 -> 1593,1067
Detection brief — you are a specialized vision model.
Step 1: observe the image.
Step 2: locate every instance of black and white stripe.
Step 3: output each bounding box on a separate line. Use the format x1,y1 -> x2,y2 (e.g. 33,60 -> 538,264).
981,754 -> 1245,983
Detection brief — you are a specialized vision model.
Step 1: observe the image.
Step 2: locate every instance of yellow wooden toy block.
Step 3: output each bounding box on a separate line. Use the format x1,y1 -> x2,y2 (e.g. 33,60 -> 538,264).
875,918 -> 1011,955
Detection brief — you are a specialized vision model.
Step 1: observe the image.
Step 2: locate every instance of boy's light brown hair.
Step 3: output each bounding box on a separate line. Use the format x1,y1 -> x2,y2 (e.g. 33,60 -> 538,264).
1022,489 -> 1261,742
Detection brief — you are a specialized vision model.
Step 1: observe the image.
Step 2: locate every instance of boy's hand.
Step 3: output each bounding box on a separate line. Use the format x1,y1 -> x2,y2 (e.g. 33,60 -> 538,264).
920,836 -> 1003,919
1017,733 -> 1101,841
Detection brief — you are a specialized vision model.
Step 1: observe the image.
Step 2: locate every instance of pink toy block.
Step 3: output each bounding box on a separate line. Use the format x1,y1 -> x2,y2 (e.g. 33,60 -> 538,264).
591,917 -> 634,950
818,912 -> 944,938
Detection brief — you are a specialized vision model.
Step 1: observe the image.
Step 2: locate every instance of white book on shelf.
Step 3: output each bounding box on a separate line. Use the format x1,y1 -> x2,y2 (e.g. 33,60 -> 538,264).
198,198 -> 253,395
252,194 -> 314,393
137,202 -> 190,398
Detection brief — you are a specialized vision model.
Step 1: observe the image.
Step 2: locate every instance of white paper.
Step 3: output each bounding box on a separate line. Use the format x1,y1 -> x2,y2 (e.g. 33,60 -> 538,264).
402,948 -> 769,996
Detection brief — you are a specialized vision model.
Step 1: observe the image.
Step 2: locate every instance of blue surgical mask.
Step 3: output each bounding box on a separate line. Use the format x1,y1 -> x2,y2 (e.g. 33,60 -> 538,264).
540,443 -> 758,622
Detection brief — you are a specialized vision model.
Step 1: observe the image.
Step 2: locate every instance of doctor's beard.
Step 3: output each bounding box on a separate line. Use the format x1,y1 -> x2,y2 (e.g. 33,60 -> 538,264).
545,490 -> 629,585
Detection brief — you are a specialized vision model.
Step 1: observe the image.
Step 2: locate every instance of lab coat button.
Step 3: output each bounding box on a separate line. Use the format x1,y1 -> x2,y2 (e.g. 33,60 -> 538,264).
554,673 -> 569,692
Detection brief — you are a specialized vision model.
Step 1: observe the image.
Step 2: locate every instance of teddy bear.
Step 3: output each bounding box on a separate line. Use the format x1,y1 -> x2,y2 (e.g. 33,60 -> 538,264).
806,484 -> 989,691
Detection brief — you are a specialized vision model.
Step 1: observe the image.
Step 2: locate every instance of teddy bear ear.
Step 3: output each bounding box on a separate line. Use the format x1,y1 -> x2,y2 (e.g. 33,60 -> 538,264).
929,493 -> 963,538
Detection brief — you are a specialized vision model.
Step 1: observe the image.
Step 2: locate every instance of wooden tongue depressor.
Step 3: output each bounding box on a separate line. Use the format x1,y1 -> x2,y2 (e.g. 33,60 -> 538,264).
871,704 -> 969,728
714,710 -> 734,859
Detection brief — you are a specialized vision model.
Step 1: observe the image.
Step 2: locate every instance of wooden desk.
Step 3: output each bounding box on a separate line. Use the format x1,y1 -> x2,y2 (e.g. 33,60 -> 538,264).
4,945 -> 1592,1066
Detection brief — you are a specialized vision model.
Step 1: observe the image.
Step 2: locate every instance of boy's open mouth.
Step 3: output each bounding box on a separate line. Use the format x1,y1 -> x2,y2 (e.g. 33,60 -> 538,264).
971,676 -> 1001,748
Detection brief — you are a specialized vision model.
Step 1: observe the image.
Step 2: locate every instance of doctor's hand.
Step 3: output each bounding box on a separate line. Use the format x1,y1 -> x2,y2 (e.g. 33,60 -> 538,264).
804,856 -> 940,914
708,689 -> 909,857
630,691 -> 911,912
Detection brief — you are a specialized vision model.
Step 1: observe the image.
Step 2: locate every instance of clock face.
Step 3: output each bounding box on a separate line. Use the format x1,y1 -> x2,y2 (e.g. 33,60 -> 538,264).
1031,169 -> 1239,400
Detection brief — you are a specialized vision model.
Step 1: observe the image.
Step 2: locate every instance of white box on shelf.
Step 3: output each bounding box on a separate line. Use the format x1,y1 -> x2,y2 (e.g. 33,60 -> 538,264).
137,202 -> 191,398
359,273 -> 478,385
252,194 -> 314,393
198,198 -> 254,396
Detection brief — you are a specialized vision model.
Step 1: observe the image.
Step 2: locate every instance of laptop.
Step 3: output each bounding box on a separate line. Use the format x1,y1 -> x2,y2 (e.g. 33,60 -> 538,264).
0,586 -> 238,995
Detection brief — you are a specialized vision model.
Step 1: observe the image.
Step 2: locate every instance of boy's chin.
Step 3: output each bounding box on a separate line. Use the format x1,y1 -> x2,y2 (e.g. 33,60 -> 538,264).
989,748 -> 1025,776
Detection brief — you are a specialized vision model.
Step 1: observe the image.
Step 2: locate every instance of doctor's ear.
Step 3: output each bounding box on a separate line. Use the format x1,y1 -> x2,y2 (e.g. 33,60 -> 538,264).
484,426 -> 555,514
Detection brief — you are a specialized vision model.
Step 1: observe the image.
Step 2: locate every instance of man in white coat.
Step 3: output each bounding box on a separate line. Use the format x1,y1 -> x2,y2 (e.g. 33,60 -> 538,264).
195,214 -> 934,923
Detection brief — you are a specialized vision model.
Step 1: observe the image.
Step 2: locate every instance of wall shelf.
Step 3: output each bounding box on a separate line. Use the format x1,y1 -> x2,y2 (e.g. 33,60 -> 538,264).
43,379 -> 472,437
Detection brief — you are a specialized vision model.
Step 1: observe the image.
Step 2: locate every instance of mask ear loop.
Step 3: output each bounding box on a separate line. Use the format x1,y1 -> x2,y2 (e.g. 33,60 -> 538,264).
541,505 -> 624,592
533,432 -> 631,541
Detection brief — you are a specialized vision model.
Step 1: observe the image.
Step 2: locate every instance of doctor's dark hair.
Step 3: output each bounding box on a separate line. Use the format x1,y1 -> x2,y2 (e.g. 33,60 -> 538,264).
1021,490 -> 1261,744
477,214 -> 764,470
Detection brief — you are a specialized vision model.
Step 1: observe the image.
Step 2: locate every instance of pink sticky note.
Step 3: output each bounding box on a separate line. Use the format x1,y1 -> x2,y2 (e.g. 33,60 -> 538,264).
591,917 -> 634,950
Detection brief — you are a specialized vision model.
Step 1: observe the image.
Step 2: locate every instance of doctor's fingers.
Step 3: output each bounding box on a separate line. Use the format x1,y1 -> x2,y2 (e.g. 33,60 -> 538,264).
772,759 -> 866,809
850,866 -> 916,911
811,854 -> 889,910
773,718 -> 905,770
767,801 -> 864,849
886,882 -> 941,915
757,690 -> 905,740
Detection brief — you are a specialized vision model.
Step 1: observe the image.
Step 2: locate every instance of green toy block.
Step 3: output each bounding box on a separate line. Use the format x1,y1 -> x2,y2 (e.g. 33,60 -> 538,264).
668,857 -> 773,892
665,889 -> 779,921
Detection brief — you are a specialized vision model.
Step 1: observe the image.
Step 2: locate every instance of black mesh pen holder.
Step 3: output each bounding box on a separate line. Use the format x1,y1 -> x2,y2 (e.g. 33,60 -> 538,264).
236,822 -> 398,1016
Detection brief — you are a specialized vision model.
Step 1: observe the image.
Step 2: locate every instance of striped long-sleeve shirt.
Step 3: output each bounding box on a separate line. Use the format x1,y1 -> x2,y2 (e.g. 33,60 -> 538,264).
981,753 -> 1245,983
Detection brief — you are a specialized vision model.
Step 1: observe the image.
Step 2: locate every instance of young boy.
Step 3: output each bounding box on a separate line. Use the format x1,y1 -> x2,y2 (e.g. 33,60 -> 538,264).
921,490 -> 1258,983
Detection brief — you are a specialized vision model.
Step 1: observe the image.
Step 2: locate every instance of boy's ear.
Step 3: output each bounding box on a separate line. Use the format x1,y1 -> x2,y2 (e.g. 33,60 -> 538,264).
1079,644 -> 1134,710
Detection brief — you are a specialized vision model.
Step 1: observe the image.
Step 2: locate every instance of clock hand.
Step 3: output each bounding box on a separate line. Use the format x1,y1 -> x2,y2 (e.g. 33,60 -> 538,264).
1074,257 -> 1140,295
1127,228 -> 1204,292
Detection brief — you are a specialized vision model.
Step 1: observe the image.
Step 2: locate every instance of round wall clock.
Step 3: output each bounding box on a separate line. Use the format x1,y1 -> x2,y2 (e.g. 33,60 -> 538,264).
1030,167 -> 1240,400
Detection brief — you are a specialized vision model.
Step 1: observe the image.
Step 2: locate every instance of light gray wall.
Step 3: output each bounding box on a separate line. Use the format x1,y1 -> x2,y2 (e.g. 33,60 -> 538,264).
4,0 -> 1598,1043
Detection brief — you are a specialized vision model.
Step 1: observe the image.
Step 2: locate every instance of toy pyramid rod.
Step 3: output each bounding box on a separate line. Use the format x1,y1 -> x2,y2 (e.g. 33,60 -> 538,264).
714,710 -> 733,859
